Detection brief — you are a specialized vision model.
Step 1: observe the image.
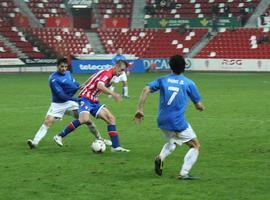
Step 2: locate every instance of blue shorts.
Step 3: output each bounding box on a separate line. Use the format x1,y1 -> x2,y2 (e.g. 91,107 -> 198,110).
78,97 -> 105,118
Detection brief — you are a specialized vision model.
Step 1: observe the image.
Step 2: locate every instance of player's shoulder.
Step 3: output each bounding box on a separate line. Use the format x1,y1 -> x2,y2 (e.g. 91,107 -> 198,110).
49,72 -> 57,81
49,72 -> 63,83
65,70 -> 71,75
181,75 -> 196,85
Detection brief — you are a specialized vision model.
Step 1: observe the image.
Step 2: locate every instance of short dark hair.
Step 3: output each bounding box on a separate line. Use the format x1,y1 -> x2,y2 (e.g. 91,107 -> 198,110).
169,55 -> 186,74
57,57 -> 68,66
116,60 -> 128,68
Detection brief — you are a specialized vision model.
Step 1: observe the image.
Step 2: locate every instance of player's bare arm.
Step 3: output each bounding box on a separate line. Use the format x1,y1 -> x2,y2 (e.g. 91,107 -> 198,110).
97,82 -> 121,102
194,102 -> 205,111
134,86 -> 151,124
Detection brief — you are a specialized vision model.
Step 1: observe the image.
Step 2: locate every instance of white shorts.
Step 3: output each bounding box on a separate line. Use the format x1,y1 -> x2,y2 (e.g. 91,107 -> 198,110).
161,125 -> 197,146
46,101 -> 78,119
111,71 -> 127,83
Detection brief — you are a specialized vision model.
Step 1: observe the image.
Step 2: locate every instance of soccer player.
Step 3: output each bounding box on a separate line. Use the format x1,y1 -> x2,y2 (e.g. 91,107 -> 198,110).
27,57 -> 111,149
134,55 -> 205,180
53,60 -> 130,152
109,47 -> 130,98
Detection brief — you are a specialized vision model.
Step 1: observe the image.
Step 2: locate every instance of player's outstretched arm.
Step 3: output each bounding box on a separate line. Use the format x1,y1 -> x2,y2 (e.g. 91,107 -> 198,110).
194,102 -> 205,111
97,82 -> 121,102
134,86 -> 151,124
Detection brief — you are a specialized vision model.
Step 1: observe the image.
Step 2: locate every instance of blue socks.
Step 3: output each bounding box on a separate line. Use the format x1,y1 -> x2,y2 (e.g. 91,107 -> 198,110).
59,119 -> 81,138
108,125 -> 120,148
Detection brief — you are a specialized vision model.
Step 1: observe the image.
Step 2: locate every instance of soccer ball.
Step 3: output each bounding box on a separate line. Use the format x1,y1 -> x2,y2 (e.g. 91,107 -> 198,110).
91,139 -> 106,153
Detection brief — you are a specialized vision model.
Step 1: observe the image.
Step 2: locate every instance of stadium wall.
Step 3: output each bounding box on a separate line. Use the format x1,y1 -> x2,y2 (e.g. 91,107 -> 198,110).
1,58 -> 270,73
144,58 -> 270,72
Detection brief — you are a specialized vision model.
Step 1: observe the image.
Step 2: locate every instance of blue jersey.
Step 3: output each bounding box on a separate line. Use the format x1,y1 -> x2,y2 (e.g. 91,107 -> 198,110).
148,74 -> 201,132
49,71 -> 80,103
112,54 -> 126,64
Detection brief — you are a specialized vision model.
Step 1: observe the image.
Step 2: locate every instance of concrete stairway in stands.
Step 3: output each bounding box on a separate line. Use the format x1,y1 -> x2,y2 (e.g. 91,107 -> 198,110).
0,34 -> 27,58
131,0 -> 147,28
86,32 -> 105,54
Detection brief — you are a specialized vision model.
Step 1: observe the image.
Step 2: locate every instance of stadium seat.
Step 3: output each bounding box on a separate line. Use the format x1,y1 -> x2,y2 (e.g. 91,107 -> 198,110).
97,28 -> 208,57
196,28 -> 270,58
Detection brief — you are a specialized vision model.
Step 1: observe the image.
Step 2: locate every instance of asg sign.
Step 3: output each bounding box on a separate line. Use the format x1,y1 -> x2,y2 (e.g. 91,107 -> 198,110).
221,59 -> 243,65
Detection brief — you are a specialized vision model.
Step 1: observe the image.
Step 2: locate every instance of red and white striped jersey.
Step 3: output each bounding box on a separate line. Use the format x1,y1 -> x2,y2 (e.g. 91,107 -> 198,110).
79,68 -> 114,102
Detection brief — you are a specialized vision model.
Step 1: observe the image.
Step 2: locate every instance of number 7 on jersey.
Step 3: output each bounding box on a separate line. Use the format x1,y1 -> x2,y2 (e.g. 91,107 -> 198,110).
167,86 -> 179,105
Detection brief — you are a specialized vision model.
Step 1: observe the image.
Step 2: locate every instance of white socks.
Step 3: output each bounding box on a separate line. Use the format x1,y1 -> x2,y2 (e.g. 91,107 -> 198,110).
33,124 -> 49,145
109,86 -> 115,92
180,148 -> 199,176
123,86 -> 128,96
159,141 -> 176,161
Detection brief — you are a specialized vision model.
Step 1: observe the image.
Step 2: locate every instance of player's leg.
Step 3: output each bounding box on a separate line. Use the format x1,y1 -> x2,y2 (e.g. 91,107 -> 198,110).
84,119 -> 112,146
68,109 -> 111,145
27,102 -> 68,149
97,107 -> 129,152
154,130 -> 177,176
54,111 -> 89,146
120,72 -> 129,98
108,85 -> 115,98
122,81 -> 129,98
108,76 -> 118,98
159,131 -> 178,161
27,115 -> 56,149
178,126 -> 200,180
53,99 -> 90,146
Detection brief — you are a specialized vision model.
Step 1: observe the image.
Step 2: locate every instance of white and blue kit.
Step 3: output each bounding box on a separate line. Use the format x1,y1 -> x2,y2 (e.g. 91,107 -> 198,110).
112,54 -> 126,65
148,73 -> 201,139
46,71 -> 80,119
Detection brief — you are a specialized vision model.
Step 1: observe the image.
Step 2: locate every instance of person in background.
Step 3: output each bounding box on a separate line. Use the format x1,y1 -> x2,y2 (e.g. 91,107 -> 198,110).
109,47 -> 130,99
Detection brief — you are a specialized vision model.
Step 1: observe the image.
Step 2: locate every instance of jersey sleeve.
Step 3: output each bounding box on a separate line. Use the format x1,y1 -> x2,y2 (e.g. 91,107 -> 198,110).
50,79 -> 77,102
147,78 -> 161,93
187,81 -> 201,103
67,71 -> 80,88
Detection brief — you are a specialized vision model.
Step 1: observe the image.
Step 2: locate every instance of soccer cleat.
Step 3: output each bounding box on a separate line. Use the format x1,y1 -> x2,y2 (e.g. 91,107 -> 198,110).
98,137 -> 112,146
27,139 -> 36,149
111,146 -> 130,152
178,174 -> 199,180
103,139 -> 112,146
53,135 -> 63,147
154,156 -> 163,176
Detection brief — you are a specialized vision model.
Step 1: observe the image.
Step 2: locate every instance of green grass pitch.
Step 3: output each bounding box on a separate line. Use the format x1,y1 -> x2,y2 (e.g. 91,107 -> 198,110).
0,72 -> 270,200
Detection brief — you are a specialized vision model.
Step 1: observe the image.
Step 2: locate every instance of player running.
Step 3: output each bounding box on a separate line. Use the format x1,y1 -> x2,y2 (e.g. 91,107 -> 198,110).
109,47 -> 130,98
27,57 -> 111,149
53,60 -> 130,152
134,55 -> 205,180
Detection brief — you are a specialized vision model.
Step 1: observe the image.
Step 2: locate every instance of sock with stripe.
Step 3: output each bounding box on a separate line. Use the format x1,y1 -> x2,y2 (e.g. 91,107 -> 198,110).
107,125 -> 120,148
59,119 -> 81,138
